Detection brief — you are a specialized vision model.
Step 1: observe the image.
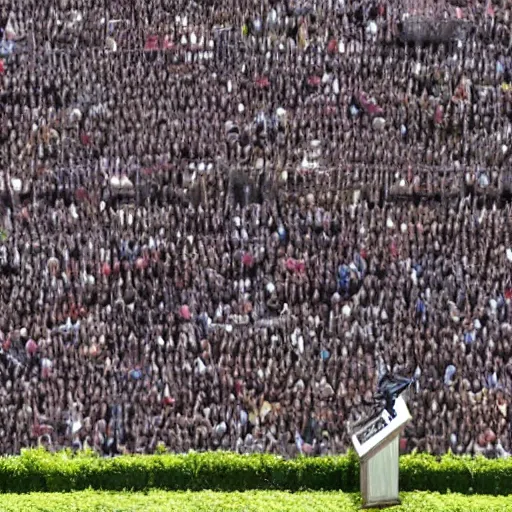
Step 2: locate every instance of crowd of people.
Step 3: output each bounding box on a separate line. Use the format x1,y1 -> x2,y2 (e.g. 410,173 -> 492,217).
1,0 -> 512,458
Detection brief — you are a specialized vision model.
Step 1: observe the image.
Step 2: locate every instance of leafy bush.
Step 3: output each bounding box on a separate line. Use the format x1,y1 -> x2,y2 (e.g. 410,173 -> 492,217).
1,449 -> 512,495
1,490 -> 512,512
400,452 -> 512,495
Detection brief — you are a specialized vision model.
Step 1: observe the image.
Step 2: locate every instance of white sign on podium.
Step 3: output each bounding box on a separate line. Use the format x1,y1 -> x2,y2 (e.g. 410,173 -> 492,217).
351,395 -> 412,509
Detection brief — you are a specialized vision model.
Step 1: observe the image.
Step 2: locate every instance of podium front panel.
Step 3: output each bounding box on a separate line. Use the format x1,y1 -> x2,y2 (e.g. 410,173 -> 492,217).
361,436 -> 400,508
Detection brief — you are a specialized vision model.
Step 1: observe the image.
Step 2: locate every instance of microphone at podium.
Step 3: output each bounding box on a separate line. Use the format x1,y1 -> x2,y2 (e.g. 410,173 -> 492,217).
374,372 -> 414,419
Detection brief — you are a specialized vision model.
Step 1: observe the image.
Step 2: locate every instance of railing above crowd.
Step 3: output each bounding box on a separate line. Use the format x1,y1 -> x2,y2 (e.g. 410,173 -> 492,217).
2,0 -> 506,59
1,160 -> 511,216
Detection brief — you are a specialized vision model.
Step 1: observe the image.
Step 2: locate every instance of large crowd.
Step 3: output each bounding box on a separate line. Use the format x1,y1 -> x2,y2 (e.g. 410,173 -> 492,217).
1,0 -> 512,458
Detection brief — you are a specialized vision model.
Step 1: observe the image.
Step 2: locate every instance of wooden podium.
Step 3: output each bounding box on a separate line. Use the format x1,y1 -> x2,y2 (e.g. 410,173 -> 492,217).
351,395 -> 412,509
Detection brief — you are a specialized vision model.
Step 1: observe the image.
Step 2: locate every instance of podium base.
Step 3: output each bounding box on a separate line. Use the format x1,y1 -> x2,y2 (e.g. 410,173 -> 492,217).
361,499 -> 401,509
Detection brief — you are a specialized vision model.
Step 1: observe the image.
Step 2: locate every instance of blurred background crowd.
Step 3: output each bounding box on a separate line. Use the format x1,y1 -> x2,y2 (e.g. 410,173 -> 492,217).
1,0 -> 512,458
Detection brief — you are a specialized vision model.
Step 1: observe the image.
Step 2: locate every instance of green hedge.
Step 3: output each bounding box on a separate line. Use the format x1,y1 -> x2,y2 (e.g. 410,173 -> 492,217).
1,449 -> 512,495
1,490 -> 512,512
